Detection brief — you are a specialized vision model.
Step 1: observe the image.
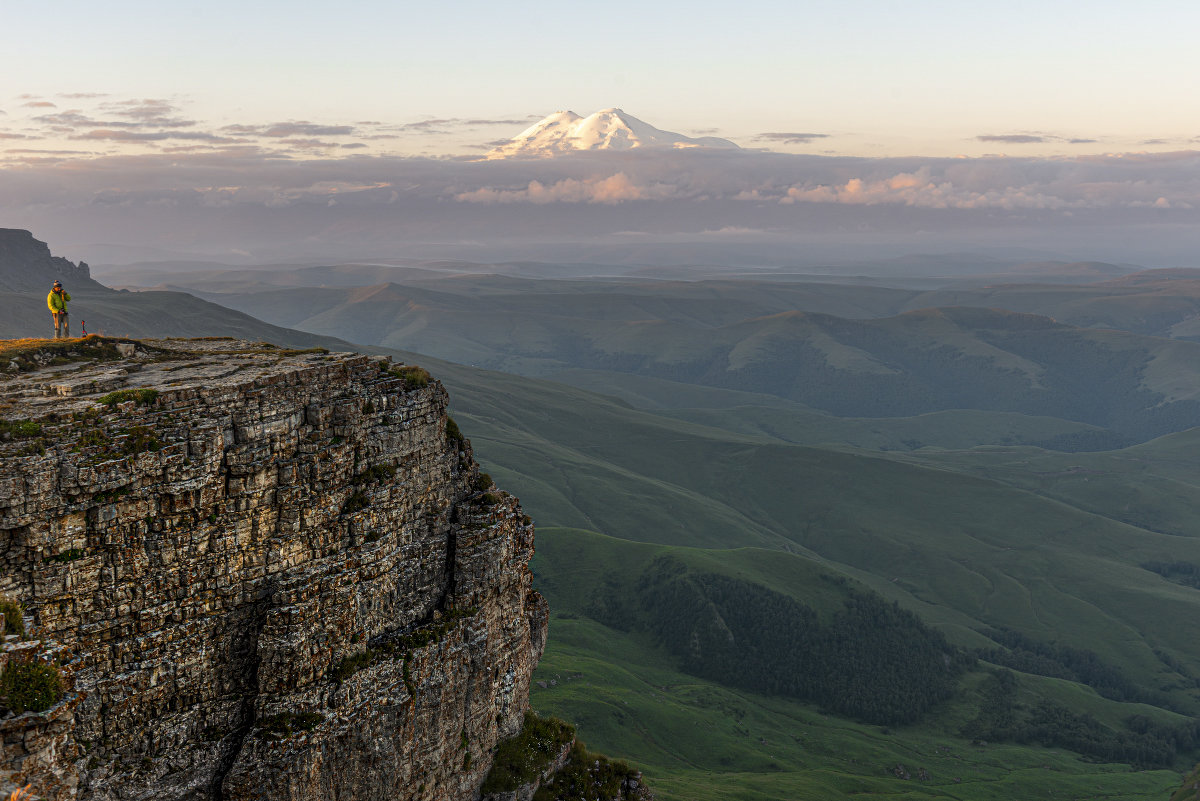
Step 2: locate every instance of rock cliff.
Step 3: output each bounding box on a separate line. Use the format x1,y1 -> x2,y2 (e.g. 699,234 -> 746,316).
0,230 -> 105,294
0,337 -> 548,800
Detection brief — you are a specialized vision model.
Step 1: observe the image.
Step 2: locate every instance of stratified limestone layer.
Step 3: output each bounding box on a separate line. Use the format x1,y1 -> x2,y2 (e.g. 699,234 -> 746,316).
0,338 -> 548,800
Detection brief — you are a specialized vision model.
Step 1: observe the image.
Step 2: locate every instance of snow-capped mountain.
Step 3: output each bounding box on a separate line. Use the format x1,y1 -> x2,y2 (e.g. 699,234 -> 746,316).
486,108 -> 739,158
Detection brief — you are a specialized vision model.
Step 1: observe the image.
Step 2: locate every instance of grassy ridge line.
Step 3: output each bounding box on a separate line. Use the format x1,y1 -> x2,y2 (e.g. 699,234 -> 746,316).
207,283 -> 1200,441
895,430 -> 1200,539
546,368 -> 1111,450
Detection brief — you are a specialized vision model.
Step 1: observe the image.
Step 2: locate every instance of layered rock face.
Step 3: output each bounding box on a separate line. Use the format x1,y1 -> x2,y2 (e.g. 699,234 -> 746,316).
0,338 -> 548,800
0,230 -> 104,293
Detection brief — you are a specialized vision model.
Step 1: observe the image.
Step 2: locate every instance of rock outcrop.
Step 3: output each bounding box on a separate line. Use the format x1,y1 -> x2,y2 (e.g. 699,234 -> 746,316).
0,230 -> 105,293
0,337 -> 548,800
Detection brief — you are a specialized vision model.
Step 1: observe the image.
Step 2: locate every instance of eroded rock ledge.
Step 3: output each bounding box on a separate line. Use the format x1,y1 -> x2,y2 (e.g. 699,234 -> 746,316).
0,337 -> 549,800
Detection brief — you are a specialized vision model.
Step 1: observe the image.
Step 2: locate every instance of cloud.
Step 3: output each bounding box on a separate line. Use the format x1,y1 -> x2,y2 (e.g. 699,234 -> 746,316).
33,103 -> 195,131
4,148 -> 94,155
98,99 -> 196,127
391,117 -> 534,135
260,122 -> 356,138
976,134 -> 1046,144
276,138 -> 342,148
755,132 -> 831,145
464,118 -> 537,126
22,101 -> 56,108
978,133 -> 1110,146
33,110 -> 103,129
73,129 -> 239,143
699,226 -> 766,236
0,133 -> 29,140
58,92 -> 109,99
779,167 -> 1080,210
455,172 -> 675,204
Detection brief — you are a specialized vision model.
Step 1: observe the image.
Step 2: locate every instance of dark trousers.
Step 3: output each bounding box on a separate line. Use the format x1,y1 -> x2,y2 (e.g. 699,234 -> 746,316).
52,311 -> 69,338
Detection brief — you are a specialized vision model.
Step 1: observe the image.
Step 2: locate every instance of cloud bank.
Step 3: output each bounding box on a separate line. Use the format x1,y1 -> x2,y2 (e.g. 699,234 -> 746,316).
3,97 -> 1200,263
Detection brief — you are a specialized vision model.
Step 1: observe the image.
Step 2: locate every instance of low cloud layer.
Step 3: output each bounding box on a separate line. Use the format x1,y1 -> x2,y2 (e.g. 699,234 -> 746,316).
3,94 -> 1200,264
456,172 -> 679,204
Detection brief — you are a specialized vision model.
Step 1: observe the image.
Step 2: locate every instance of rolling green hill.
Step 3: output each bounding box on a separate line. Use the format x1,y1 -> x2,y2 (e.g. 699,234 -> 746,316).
431,356 -> 1200,688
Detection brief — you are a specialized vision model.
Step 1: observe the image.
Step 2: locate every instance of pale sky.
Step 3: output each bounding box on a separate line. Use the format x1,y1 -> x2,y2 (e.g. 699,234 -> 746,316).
5,0 -> 1200,159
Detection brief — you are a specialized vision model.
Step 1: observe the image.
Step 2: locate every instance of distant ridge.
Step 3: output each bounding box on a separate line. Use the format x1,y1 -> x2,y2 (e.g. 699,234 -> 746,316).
0,228 -> 106,293
487,108 -> 739,159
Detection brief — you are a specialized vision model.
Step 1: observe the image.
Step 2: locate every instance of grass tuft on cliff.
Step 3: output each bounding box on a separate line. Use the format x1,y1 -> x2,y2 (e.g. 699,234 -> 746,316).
98,388 -> 159,407
1,657 -> 63,714
0,419 -> 42,440
0,597 -> 24,639
387,364 -> 431,391
480,711 -> 575,794
446,416 -> 465,447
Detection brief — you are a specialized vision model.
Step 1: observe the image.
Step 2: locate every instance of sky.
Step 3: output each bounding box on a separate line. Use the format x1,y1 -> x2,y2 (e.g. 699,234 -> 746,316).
3,0 -> 1200,264
6,0 -> 1200,159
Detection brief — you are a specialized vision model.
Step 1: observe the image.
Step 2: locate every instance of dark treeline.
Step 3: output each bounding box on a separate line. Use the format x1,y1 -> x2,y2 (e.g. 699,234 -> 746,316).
1144,560 -> 1200,590
964,670 -> 1200,768
977,628 -> 1164,707
589,557 -> 968,725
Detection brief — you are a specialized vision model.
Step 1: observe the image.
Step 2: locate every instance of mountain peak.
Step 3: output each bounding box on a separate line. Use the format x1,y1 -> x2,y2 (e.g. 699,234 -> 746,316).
486,108 -> 739,159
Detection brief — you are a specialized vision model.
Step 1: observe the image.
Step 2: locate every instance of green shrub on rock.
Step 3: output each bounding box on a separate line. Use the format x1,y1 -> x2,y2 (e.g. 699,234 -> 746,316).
532,740 -> 641,801
388,365 -> 431,391
1,658 -> 63,714
446,417 -> 465,446
98,388 -> 159,407
480,712 -> 575,793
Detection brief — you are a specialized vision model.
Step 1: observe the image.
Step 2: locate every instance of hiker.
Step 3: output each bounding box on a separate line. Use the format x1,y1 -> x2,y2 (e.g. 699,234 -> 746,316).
47,280 -> 71,339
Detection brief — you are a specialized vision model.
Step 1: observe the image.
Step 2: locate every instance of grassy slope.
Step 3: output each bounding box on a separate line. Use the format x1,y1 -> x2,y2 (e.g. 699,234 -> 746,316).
434,357 -> 1200,686
529,528 -> 1185,801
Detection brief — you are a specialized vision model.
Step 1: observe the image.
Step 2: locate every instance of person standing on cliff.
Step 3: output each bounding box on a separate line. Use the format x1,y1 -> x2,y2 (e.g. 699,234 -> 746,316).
47,280 -> 71,339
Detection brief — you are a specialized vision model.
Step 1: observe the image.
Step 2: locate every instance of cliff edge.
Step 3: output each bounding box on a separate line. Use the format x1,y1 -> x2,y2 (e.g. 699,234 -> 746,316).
0,336 -> 549,800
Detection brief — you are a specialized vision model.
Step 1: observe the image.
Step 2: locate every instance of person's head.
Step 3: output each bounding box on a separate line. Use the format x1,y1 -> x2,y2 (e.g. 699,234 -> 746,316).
52,280 -> 62,292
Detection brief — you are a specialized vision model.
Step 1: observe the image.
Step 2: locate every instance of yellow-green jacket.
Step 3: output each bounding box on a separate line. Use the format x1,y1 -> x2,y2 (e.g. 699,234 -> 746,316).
47,289 -> 70,313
